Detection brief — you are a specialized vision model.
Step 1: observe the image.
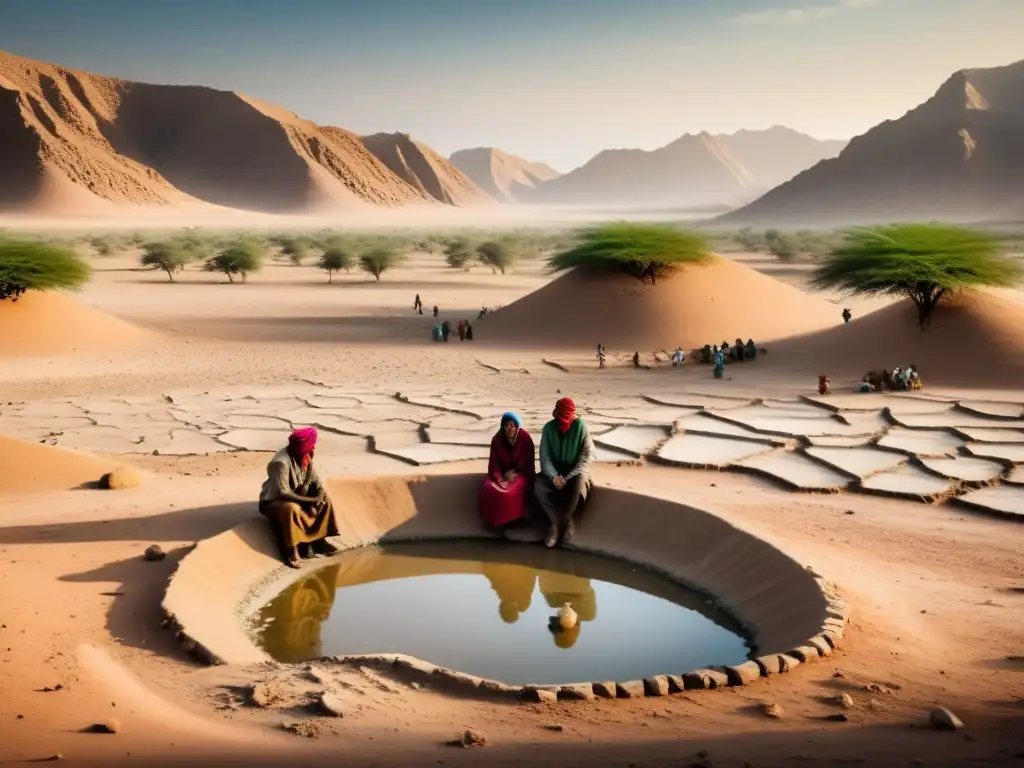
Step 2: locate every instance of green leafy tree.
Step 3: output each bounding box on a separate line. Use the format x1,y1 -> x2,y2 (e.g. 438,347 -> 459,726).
810,223 -> 1023,326
547,222 -> 710,284
765,229 -> 799,261
204,240 -> 264,283
140,241 -> 191,282
733,227 -> 763,251
358,247 -> 401,282
0,241 -> 92,301
319,248 -> 353,283
444,237 -> 474,269
476,240 -> 515,274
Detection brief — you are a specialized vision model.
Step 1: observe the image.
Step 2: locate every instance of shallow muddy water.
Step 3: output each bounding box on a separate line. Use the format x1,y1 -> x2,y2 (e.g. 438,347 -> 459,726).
251,540 -> 751,685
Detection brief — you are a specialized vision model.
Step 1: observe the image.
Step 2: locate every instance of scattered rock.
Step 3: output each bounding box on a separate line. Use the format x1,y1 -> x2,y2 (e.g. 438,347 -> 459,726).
616,680 -> 646,699
282,720 -> 322,738
592,681 -> 617,699
542,724 -> 564,732
723,661 -> 762,686
97,466 -> 141,490
450,729 -> 486,748
762,702 -> 784,719
86,719 -> 120,734
557,685 -> 595,701
249,682 -> 280,708
43,754 -> 62,762
306,665 -> 330,684
836,693 -> 854,709
643,676 -> 670,696
143,545 -> 165,562
823,713 -> 849,722
929,707 -> 964,731
319,691 -> 345,717
520,687 -> 557,704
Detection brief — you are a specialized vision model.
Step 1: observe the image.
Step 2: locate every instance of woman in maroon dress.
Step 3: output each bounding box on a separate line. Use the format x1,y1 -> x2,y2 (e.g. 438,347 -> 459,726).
479,412 -> 535,530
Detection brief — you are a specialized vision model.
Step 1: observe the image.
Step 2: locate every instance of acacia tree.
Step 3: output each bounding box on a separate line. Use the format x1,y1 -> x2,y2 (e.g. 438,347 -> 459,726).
477,240 -> 515,274
547,222 -> 710,284
444,237 -> 474,269
140,241 -> 191,282
810,223 -> 1023,326
764,229 -> 798,261
204,240 -> 264,283
358,247 -> 401,282
0,241 -> 92,301
319,247 -> 353,283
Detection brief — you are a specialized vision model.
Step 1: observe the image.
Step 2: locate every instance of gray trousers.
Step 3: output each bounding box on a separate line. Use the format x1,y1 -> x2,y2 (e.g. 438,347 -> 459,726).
534,474 -> 591,526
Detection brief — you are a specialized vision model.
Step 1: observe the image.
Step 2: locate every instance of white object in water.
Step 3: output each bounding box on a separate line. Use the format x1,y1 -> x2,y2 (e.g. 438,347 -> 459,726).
557,602 -> 577,630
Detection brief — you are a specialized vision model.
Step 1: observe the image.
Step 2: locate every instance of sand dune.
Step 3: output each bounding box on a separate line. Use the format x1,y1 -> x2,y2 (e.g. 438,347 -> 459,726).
479,255 -> 840,350
0,436 -> 117,494
449,147 -> 561,203
362,133 -> 491,206
720,59 -> 1024,226
764,291 -> 1024,387
0,49 -> 485,215
0,290 -> 149,358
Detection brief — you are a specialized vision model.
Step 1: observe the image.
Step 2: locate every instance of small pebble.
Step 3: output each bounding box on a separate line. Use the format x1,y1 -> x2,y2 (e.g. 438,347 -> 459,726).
143,545 -> 165,562
837,693 -> 854,709
929,707 -> 963,731
762,702 -> 784,719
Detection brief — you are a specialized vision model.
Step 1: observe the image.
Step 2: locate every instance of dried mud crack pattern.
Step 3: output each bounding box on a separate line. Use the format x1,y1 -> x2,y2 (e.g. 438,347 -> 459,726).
1,384 -> 1022,517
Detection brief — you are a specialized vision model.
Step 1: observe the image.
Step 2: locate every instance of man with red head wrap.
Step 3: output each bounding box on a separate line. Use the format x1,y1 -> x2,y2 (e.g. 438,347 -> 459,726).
259,426 -> 340,568
535,397 -> 595,548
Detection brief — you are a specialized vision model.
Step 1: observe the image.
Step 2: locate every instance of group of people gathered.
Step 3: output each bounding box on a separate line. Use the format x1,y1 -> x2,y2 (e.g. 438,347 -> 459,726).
478,398 -> 593,549
432,318 -> 474,342
858,364 -> 923,393
699,339 -> 759,378
257,398 -> 595,568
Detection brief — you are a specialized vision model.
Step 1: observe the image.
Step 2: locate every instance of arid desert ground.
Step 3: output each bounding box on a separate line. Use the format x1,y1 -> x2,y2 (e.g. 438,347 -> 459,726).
1,238 -> 1023,768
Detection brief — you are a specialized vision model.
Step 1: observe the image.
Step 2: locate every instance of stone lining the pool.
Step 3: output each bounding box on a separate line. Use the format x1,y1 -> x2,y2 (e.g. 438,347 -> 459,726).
161,473 -> 850,702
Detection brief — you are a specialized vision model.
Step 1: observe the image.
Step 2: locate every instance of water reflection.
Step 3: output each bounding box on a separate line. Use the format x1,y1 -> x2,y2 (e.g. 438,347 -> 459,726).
252,541 -> 751,684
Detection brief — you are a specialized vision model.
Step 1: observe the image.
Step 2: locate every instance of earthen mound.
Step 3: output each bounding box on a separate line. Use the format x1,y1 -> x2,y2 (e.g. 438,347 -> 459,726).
0,436 -> 125,494
362,133 -> 491,206
0,290 -> 149,358
98,465 -> 142,490
763,291 -> 1024,388
479,256 -> 839,349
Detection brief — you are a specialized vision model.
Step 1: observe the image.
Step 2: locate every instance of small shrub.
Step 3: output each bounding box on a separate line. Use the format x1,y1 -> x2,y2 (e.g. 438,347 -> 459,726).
204,240 -> 264,283
140,241 -> 191,281
477,240 -> 515,274
444,238 -> 474,269
319,248 -> 353,283
358,247 -> 401,282
0,241 -> 92,301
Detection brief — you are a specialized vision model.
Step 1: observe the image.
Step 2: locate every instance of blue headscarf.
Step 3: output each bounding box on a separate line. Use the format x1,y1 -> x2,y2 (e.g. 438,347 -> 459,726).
501,411 -> 522,429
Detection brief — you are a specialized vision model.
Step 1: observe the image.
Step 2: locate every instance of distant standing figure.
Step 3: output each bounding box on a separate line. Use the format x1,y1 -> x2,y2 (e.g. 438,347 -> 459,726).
442,320 -> 451,342
713,349 -> 725,379
414,294 -> 422,312
842,308 -> 852,324
632,351 -> 640,368
431,324 -> 443,342
818,375 -> 832,395
465,323 -> 474,341
457,319 -> 466,341
745,338 -> 757,360
433,305 -> 439,318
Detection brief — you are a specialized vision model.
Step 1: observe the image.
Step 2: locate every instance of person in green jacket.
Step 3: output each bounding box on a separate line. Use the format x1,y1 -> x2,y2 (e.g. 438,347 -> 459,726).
535,397 -> 594,548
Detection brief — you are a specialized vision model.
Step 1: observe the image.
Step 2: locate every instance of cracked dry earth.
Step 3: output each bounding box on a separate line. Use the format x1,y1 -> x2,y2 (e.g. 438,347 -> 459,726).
1,381 -> 1023,768
2,383 -> 1022,518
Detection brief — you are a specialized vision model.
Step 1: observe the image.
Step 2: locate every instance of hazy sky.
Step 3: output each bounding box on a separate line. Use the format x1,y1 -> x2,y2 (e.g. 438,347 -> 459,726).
1,0 -> 1021,171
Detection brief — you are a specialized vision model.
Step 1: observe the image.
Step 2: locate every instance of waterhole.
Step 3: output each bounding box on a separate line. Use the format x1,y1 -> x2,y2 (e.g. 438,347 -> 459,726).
251,541 -> 752,685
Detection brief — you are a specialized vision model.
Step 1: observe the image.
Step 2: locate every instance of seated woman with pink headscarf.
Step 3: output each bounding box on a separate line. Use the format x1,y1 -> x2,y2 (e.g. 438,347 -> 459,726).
259,427 -> 340,568
478,412 -> 536,531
